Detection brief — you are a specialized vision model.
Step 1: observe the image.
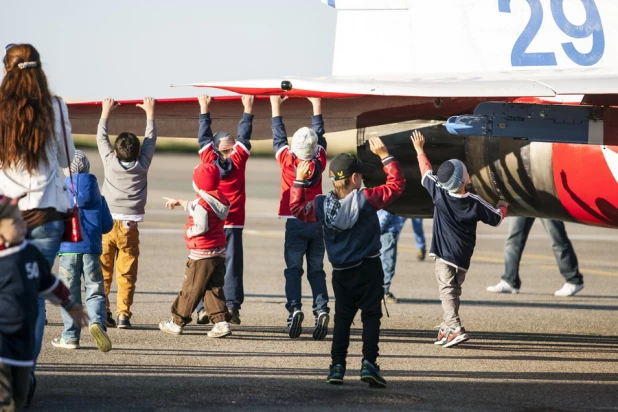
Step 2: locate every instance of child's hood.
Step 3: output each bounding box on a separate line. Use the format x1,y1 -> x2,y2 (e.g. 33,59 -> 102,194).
198,190 -> 230,221
65,174 -> 101,209
324,189 -> 362,231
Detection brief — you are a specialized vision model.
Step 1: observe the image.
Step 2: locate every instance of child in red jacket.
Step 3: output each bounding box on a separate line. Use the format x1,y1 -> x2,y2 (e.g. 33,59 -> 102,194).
159,163 -> 232,338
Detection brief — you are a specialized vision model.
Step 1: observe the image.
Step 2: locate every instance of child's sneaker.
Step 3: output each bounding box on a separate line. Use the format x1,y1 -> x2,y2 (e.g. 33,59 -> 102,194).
208,321 -> 232,338
287,309 -> 304,339
360,360 -> 387,388
106,312 -> 116,328
442,326 -> 470,348
117,315 -> 132,329
384,292 -> 399,304
51,337 -> 79,349
312,311 -> 329,340
228,307 -> 241,325
89,322 -> 112,352
196,309 -> 210,325
434,327 -> 449,345
326,364 -> 345,384
159,318 -> 184,335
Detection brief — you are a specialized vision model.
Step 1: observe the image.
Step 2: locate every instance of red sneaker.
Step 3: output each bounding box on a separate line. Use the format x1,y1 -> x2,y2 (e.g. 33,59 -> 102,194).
443,327 -> 470,348
434,327 -> 449,345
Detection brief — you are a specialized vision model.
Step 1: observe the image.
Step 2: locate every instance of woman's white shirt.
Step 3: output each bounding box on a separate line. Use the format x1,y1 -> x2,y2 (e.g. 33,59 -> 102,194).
0,97 -> 76,212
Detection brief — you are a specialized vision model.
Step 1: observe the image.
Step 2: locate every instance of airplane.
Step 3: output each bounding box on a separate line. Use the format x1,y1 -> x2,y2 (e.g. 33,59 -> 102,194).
67,0 -> 618,228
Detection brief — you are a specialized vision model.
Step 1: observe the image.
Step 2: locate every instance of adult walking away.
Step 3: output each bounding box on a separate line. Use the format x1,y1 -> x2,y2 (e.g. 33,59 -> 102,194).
377,209 -> 405,303
0,43 -> 75,402
410,218 -> 427,261
487,217 -> 585,296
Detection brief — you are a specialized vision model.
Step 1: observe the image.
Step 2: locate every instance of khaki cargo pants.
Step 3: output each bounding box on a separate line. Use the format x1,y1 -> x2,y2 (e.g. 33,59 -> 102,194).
434,259 -> 467,329
101,220 -> 140,318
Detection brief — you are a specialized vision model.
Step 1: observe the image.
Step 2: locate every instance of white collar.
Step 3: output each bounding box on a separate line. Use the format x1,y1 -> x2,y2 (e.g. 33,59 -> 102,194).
0,240 -> 28,258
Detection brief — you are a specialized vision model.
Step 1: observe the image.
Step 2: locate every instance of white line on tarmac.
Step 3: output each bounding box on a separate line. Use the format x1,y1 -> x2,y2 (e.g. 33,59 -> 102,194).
139,228 -> 618,242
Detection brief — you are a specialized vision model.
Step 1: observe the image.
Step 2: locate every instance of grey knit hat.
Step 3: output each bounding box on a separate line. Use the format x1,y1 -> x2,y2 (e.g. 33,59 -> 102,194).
63,150 -> 90,176
437,159 -> 468,193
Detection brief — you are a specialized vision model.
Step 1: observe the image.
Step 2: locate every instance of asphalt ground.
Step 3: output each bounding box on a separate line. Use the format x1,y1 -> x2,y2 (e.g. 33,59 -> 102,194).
34,150 -> 618,411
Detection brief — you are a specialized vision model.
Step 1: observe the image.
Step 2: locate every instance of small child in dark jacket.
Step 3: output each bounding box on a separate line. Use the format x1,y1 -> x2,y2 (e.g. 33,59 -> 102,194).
159,163 -> 233,338
411,130 -> 508,348
0,195 -> 87,411
290,137 -> 405,388
52,150 -> 113,352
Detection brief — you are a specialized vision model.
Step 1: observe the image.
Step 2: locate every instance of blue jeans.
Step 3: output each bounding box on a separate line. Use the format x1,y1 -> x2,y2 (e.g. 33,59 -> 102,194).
380,232 -> 400,295
284,219 -> 329,315
411,218 -> 426,251
57,254 -> 107,341
26,220 -> 64,377
502,217 -> 584,289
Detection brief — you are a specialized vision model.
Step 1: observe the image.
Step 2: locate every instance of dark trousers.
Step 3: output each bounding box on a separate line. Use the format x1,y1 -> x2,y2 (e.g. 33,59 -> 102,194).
171,256 -> 230,325
0,364 -> 30,411
331,257 -> 384,368
284,219 -> 329,315
502,217 -> 584,289
197,228 -> 244,313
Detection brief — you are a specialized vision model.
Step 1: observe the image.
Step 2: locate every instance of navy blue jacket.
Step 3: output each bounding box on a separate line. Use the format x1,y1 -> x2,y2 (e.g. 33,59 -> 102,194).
59,174 -> 113,255
290,157 -> 406,270
0,242 -> 72,365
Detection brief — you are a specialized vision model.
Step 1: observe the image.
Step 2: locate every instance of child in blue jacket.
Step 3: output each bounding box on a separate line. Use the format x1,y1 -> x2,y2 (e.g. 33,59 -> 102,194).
52,150 -> 113,352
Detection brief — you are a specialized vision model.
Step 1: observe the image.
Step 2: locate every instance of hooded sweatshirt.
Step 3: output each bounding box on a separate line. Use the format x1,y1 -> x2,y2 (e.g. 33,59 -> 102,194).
58,174 -> 113,254
184,189 -> 230,258
290,157 -> 406,270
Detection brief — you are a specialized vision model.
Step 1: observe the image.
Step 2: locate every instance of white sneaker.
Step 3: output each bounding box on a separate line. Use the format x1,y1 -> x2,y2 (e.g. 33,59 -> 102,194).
554,283 -> 584,297
486,280 -> 520,294
207,321 -> 232,338
51,338 -> 79,349
159,318 -> 184,335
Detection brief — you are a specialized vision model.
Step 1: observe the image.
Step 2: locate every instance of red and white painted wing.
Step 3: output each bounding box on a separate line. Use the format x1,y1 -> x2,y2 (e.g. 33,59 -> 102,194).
189,68 -> 618,99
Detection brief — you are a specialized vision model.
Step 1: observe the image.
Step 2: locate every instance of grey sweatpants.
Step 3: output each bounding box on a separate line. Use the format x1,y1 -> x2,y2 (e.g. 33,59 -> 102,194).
434,259 -> 467,329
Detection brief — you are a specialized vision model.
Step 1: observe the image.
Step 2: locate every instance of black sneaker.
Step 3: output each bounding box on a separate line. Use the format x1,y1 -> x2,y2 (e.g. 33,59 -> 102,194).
326,364 -> 345,384
416,248 -> 426,261
196,309 -> 210,325
117,315 -> 131,329
312,311 -> 329,340
106,312 -> 117,328
360,360 -> 387,388
228,307 -> 241,325
287,309 -> 304,339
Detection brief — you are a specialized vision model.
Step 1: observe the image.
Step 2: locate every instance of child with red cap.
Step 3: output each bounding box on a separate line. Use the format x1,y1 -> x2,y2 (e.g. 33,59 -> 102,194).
159,163 -> 233,338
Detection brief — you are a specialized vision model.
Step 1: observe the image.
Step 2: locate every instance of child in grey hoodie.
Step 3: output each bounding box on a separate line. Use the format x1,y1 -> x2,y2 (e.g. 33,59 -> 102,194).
97,97 -> 157,329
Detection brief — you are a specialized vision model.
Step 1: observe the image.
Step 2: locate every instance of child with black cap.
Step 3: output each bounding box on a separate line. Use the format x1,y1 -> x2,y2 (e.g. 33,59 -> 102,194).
411,130 -> 508,348
290,137 -> 405,388
194,94 -> 254,325
159,163 -> 233,338
0,195 -> 87,411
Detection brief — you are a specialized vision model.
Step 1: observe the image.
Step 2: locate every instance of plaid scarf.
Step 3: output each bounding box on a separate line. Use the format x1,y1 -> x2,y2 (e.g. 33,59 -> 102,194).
323,191 -> 341,230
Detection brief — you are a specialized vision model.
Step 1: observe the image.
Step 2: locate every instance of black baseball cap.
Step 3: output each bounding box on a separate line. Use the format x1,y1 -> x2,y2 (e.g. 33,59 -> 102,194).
329,153 -> 375,181
0,195 -> 20,220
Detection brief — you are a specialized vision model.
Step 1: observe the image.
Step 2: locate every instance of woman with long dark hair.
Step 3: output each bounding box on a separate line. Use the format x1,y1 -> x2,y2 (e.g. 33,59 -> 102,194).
0,43 -> 75,402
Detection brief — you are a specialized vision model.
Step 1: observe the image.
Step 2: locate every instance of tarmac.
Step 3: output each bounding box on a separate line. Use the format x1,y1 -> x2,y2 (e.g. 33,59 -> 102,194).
34,150 -> 618,411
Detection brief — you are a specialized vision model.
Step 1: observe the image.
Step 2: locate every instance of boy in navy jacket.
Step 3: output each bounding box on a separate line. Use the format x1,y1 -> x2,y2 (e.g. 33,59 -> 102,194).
290,137 -> 405,388
194,94 -> 254,325
411,130 -> 508,348
52,151 -> 113,352
0,195 -> 87,411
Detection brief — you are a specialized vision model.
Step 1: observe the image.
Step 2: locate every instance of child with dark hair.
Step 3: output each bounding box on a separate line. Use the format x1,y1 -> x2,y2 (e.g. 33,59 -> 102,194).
97,97 -> 157,329
193,94 -> 254,326
411,130 -> 508,348
0,195 -> 87,411
290,137 -> 405,388
51,150 -> 113,352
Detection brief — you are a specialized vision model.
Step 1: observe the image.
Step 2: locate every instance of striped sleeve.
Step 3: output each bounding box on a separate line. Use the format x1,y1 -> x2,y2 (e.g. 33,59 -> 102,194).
469,194 -> 506,227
